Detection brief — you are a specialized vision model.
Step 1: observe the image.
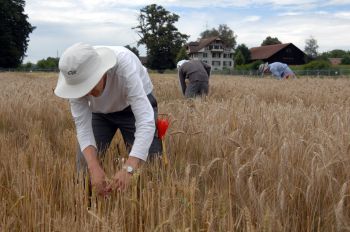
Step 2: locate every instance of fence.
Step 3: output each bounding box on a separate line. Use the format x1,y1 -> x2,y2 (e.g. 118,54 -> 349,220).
1,67 -> 350,77
0,67 -> 59,72
212,68 -> 350,77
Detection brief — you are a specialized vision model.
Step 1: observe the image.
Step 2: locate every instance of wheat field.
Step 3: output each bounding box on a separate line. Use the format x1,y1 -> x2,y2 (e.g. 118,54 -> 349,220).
1,72 -> 350,231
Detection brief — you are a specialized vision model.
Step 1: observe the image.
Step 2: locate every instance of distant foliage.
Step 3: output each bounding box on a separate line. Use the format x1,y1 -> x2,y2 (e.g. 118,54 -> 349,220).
175,46 -> 189,63
304,36 -> 319,59
200,24 -> 237,48
133,4 -> 189,72
20,61 -> 34,70
124,45 -> 139,57
0,0 -> 35,68
261,36 -> 282,46
36,57 -> 59,70
341,56 -> 350,65
235,44 -> 251,64
234,50 -> 245,66
321,49 -> 348,58
235,60 -> 263,71
303,60 -> 331,70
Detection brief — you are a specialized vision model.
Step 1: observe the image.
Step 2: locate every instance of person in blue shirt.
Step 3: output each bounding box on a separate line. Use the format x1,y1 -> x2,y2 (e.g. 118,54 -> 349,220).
259,62 -> 296,79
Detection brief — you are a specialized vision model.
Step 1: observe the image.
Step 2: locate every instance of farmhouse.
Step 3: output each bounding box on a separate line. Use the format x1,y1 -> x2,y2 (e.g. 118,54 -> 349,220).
185,36 -> 235,70
250,43 -> 306,65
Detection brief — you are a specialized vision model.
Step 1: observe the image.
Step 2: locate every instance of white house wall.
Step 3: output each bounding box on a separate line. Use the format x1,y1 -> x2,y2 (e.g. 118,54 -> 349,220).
189,48 -> 234,71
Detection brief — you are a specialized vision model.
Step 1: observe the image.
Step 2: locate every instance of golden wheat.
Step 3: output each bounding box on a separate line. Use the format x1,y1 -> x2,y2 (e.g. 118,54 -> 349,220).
1,72 -> 350,231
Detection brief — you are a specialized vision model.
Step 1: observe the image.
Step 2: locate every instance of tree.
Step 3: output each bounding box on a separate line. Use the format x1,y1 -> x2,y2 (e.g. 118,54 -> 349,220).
235,44 -> 251,64
200,24 -> 237,48
321,49 -> 347,58
304,36 -> 319,59
303,60 -> 330,70
261,36 -> 282,46
234,50 -> 245,66
175,46 -> 189,63
133,4 -> 189,71
20,61 -> 34,70
125,45 -> 139,57
36,57 -> 59,70
341,56 -> 350,65
0,0 -> 35,68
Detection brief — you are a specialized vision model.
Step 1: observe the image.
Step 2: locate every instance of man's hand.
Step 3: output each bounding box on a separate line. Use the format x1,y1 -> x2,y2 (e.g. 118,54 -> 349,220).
83,146 -> 111,196
108,156 -> 142,191
89,165 -> 111,196
110,169 -> 133,191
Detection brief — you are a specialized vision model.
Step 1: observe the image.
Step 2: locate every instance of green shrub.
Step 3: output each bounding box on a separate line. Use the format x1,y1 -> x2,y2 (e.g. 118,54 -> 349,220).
341,56 -> 350,65
235,60 -> 263,71
303,60 -> 331,70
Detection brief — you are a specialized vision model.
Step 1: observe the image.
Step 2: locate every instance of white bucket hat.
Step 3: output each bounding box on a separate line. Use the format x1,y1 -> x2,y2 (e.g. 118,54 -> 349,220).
177,59 -> 189,69
54,42 -> 116,99
258,62 -> 269,76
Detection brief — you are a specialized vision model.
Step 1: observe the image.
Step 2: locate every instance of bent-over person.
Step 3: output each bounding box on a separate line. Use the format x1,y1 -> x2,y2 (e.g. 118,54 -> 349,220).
54,43 -> 162,196
259,62 -> 296,79
177,60 -> 211,98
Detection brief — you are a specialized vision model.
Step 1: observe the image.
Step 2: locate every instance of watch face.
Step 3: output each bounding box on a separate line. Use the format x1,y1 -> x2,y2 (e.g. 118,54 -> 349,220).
127,166 -> 133,173
123,165 -> 134,174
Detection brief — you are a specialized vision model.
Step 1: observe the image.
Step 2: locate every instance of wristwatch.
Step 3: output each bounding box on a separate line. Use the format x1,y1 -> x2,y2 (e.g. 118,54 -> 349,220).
122,165 -> 135,175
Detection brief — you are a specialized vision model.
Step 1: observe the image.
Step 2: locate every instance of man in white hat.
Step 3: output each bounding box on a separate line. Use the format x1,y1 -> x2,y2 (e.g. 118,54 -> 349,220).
55,42 -> 162,196
177,59 -> 211,98
259,62 -> 296,79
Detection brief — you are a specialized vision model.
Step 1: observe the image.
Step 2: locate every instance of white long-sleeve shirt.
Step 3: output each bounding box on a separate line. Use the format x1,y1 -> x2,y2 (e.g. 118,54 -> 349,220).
69,46 -> 155,161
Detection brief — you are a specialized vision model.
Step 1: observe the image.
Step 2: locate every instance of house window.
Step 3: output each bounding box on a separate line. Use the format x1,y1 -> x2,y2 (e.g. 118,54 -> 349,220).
209,44 -> 223,50
202,60 -> 208,63
203,53 -> 208,58
212,61 -> 220,66
212,52 -> 221,58
223,61 -> 232,67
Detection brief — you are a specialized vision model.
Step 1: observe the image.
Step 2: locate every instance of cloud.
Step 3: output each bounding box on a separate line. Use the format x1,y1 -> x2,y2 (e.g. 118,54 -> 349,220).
327,0 -> 350,5
334,11 -> 350,19
23,0 -> 350,63
278,11 -> 303,16
236,11 -> 350,52
243,16 -> 261,22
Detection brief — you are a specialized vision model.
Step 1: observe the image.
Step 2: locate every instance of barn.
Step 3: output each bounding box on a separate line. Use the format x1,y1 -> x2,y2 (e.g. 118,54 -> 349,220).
250,43 -> 306,65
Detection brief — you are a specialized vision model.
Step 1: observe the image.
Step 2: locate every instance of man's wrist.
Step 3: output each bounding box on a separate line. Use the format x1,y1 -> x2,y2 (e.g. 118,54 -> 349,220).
82,145 -> 101,172
88,161 -> 102,173
122,165 -> 136,175
122,156 -> 143,174
125,156 -> 142,168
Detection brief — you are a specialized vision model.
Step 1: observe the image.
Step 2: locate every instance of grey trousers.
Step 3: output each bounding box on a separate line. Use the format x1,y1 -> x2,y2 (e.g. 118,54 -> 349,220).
76,93 -> 162,170
185,81 -> 209,98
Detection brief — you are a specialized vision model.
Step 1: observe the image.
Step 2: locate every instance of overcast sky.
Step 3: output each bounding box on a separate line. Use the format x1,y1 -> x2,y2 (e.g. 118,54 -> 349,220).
24,0 -> 350,63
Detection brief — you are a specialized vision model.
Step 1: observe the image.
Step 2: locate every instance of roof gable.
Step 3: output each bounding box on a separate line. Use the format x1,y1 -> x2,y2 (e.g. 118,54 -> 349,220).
187,36 -> 222,53
250,43 -> 291,60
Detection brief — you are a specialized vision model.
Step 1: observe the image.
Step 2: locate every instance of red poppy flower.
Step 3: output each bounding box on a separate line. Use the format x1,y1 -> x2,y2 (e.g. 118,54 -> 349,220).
157,118 -> 169,139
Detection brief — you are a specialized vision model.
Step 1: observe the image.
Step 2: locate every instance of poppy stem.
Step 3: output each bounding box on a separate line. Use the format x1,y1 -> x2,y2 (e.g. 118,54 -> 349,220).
162,139 -> 169,166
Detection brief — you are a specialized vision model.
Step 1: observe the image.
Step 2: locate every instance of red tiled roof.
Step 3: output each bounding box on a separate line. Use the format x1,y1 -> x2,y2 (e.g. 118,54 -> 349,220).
187,36 -> 221,53
328,58 -> 342,65
250,43 -> 291,60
